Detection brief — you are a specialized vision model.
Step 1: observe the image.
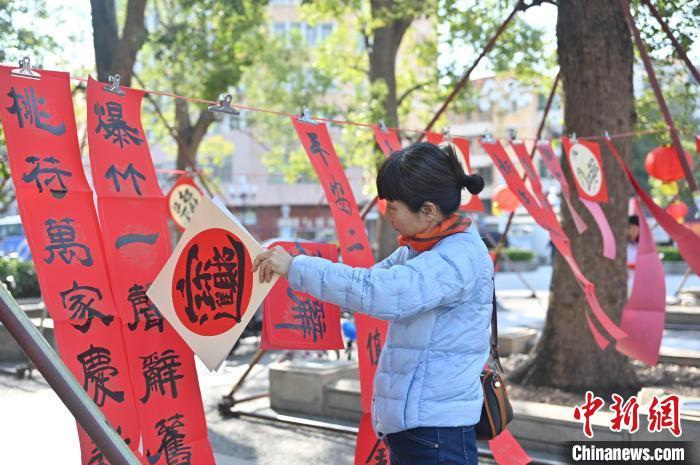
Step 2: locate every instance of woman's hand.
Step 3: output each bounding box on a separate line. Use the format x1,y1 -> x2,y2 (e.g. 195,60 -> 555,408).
252,246 -> 294,283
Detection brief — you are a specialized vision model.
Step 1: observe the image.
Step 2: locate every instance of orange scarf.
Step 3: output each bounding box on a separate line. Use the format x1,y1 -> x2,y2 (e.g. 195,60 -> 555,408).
398,213 -> 472,252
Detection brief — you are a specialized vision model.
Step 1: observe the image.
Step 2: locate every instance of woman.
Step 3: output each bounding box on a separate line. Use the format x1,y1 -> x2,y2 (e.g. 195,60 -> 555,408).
253,142 -> 493,465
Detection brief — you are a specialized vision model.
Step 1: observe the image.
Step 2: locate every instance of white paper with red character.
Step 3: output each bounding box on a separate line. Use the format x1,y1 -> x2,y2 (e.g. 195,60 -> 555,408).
148,195 -> 278,370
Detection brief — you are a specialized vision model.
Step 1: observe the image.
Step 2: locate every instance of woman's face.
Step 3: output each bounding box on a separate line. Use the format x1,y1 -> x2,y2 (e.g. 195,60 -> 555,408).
385,200 -> 441,237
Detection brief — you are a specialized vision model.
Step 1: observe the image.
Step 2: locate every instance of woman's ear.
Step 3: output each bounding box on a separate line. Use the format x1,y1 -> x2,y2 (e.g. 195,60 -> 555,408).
420,202 -> 439,222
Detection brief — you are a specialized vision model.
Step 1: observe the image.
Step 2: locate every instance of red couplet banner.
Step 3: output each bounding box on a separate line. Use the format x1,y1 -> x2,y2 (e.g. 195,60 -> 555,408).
86,77 -> 214,464
261,241 -> 344,350
291,117 -> 389,463
0,67 -> 145,463
291,116 -> 387,412
372,124 -> 402,155
481,139 -> 628,352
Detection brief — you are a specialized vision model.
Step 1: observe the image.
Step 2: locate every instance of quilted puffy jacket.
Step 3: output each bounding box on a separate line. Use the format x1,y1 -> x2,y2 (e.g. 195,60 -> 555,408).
287,226 -> 493,435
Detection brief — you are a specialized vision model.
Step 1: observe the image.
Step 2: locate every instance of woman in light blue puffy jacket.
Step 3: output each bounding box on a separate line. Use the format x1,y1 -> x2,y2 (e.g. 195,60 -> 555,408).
254,142 -> 493,465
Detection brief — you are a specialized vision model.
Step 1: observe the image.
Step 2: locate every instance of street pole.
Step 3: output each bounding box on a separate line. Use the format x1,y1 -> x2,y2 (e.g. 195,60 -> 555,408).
0,284 -> 141,465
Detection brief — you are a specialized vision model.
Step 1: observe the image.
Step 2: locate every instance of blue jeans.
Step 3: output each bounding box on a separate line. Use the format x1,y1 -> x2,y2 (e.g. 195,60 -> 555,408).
385,425 -> 478,465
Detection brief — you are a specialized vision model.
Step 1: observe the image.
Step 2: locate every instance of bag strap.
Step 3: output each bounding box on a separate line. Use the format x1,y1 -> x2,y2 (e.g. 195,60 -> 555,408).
490,279 -> 503,374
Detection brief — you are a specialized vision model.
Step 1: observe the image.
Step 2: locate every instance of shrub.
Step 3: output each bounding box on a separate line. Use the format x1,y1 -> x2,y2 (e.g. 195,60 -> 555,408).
500,248 -> 534,262
657,246 -> 682,262
0,257 -> 41,299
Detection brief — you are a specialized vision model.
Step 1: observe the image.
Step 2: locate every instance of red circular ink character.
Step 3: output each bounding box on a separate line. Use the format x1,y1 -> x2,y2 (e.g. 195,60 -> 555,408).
172,228 -> 253,336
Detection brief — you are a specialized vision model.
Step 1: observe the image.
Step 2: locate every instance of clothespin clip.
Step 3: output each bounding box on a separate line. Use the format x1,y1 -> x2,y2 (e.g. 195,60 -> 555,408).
507,128 -> 517,141
603,130 -> 611,140
569,132 -> 577,143
104,74 -> 125,96
298,106 -> 317,125
378,119 -> 389,133
481,131 -> 495,143
442,126 -> 452,141
208,94 -> 239,116
11,56 -> 41,80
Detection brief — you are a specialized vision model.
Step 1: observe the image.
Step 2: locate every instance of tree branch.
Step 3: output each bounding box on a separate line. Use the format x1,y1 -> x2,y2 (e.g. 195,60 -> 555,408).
397,81 -> 430,107
517,0 -> 558,12
114,0 -> 148,86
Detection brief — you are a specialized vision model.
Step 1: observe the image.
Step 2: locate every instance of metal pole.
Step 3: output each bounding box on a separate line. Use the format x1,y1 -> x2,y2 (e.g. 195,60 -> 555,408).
361,0 -> 524,220
419,0 -> 524,139
618,0 -> 698,192
0,285 -> 141,465
640,0 -> 700,84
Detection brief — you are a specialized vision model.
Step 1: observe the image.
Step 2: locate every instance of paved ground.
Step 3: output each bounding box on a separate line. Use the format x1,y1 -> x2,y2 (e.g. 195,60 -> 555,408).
1,264 -> 696,463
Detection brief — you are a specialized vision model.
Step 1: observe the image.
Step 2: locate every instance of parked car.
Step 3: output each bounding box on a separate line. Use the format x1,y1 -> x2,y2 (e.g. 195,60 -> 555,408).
0,215 -> 30,260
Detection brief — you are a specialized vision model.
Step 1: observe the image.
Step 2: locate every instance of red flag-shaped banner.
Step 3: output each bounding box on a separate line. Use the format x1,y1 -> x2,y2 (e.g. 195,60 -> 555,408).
86,77 -> 215,463
0,66 -> 144,464
261,241 -> 344,350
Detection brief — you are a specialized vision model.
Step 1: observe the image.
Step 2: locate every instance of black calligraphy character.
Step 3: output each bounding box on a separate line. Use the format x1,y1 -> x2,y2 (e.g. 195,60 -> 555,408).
105,163 -> 146,195
294,242 -> 322,258
6,86 -> 66,135
88,426 -> 131,465
275,287 -> 326,341
60,281 -> 114,333
364,438 -> 388,465
307,132 -> 329,166
77,345 -> 125,407
366,328 -> 382,366
44,218 -> 93,266
146,414 -> 192,465
347,228 -> 365,252
140,349 -> 184,404
94,101 -> 144,148
176,234 -> 246,326
383,139 -> 394,156
127,283 -> 164,332
496,157 -> 513,177
22,155 -> 72,198
329,176 -> 352,216
115,233 -> 159,249
173,188 -> 199,223
516,189 -> 531,206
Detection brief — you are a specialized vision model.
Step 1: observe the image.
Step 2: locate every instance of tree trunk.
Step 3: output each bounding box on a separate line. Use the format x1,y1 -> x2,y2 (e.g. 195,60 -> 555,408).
368,0 -> 413,260
90,0 -> 148,86
511,0 -> 640,395
174,100 -> 216,171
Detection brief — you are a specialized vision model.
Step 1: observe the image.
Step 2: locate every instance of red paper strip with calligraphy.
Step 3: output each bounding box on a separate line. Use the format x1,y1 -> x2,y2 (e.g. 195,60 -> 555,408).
0,67 -> 145,464
261,241 -> 344,350
86,77 -> 214,464
291,117 -> 387,413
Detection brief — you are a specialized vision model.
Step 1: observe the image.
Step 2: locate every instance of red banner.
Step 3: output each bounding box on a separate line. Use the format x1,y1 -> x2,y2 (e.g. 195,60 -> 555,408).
291,117 -> 387,414
167,174 -> 203,231
535,141 -> 588,234
86,77 -> 215,463
562,137 -> 609,203
510,141 -> 557,224
481,139 -> 627,350
605,138 -> 700,276
261,241 -> 344,350
372,124 -> 401,155
354,414 -> 390,465
0,67 -> 145,463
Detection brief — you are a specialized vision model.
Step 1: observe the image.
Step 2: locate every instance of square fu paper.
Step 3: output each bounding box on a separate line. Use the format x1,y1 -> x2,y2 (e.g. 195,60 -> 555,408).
148,195 -> 278,370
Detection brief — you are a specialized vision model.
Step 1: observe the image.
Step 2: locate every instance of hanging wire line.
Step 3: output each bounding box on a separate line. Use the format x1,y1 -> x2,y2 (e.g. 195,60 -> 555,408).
60,74 -> 677,144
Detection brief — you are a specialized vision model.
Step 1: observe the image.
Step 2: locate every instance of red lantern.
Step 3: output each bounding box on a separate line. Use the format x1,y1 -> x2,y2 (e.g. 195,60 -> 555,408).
644,145 -> 694,182
666,201 -> 688,223
492,185 -> 520,213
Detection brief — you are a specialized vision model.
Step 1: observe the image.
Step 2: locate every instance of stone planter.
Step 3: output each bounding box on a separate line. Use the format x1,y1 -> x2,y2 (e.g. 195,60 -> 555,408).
663,260 -> 688,275
498,259 -> 539,272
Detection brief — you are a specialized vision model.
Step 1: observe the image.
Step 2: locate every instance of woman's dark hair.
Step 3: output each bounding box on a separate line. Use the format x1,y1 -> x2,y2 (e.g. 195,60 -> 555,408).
376,141 -> 485,215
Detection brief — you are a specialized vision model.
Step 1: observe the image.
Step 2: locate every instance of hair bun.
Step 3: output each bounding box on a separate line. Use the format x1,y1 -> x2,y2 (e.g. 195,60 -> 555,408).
462,173 -> 485,195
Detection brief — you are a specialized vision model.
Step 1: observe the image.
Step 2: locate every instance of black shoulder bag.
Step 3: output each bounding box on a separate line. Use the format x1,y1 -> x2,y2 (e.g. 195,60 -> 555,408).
475,284 -> 514,440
